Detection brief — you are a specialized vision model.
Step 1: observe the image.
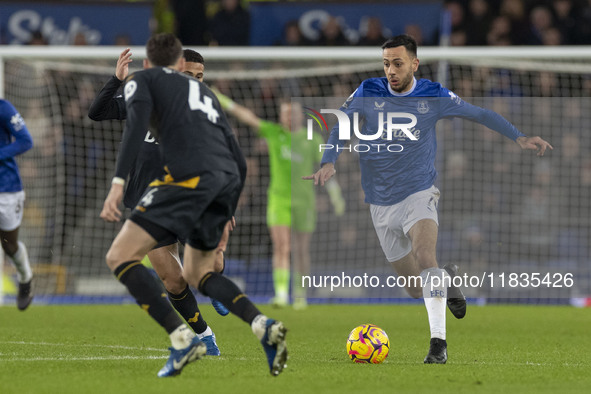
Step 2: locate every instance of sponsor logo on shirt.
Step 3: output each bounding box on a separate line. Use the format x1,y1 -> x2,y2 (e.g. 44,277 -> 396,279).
374,101 -> 385,110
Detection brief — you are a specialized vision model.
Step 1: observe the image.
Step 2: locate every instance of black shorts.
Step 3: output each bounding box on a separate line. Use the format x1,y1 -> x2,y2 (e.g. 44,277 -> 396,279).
123,214 -> 178,250
153,233 -> 179,250
129,170 -> 241,251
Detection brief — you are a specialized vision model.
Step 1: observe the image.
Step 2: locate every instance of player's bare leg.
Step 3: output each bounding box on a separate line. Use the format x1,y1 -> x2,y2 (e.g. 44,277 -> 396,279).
106,220 -> 158,270
184,244 -> 288,376
214,250 -> 225,272
147,243 -> 185,293
292,231 -> 311,310
391,252 -> 423,299
106,220 -> 206,377
391,222 -> 466,318
147,243 -> 220,355
0,227 -> 33,310
391,219 -> 448,364
0,228 -> 19,256
269,225 -> 290,307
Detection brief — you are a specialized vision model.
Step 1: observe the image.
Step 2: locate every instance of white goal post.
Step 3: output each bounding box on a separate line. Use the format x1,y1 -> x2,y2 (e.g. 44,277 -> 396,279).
3,45 -> 591,94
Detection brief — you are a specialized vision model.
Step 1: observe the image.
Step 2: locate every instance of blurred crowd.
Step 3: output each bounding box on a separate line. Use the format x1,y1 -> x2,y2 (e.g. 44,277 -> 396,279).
277,0 -> 591,47
21,0 -> 591,47
444,0 -> 591,46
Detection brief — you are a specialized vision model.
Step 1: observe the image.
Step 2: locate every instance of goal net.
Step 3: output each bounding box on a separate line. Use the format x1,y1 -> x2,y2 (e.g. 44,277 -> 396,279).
1,46 -> 590,304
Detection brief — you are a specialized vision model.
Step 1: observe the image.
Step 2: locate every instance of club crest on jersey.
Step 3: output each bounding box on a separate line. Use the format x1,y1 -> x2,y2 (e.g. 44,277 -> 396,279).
417,100 -> 430,114
10,113 -> 26,131
374,101 -> 386,110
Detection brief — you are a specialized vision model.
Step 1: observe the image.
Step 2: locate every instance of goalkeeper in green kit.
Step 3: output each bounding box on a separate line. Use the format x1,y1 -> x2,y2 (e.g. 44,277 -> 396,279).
214,90 -> 345,309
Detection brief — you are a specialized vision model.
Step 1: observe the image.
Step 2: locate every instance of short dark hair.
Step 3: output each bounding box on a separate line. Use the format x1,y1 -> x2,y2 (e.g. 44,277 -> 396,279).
381,34 -> 418,58
146,33 -> 182,67
183,49 -> 204,65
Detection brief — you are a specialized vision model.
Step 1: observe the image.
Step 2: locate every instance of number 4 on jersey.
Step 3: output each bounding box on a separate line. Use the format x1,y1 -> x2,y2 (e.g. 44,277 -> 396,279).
188,80 -> 220,124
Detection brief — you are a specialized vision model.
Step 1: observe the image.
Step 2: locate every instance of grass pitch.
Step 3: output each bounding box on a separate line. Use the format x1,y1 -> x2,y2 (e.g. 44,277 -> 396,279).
0,303 -> 589,394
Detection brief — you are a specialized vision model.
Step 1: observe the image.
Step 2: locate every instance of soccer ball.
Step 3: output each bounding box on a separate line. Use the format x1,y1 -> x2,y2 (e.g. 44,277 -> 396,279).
346,324 -> 390,364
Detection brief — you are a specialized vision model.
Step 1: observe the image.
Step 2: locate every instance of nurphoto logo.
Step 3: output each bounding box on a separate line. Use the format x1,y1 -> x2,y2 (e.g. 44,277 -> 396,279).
304,106 -> 420,153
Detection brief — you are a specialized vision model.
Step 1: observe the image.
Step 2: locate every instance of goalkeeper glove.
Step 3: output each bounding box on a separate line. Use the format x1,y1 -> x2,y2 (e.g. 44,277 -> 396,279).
326,179 -> 345,217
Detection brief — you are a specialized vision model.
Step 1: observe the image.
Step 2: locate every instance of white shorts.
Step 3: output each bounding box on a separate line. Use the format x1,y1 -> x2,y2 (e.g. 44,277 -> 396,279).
0,191 -> 25,231
370,186 -> 440,262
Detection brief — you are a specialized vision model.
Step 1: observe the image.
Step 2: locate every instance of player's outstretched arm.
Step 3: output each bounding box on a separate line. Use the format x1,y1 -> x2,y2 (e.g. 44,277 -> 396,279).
88,49 -> 133,121
303,162 -> 336,186
516,136 -> 553,157
100,182 -> 124,222
448,98 -> 553,157
0,101 -> 33,160
211,87 -> 261,130
115,48 -> 133,81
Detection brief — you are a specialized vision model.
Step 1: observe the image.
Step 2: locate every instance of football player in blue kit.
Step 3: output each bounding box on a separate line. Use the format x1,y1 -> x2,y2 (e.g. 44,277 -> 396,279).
0,99 -> 34,310
306,35 -> 552,364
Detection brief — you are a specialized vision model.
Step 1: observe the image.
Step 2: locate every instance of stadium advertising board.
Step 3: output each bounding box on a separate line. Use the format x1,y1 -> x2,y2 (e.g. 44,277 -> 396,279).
249,1 -> 442,46
0,1 -> 152,45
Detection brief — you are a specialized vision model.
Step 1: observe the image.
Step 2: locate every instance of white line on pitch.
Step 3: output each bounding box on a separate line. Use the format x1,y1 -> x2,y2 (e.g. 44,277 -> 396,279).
0,355 -> 168,362
0,341 -> 168,352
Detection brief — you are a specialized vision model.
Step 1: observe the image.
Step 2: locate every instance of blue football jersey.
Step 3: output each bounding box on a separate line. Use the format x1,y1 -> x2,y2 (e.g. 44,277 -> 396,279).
321,77 -> 525,205
0,99 -> 33,192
